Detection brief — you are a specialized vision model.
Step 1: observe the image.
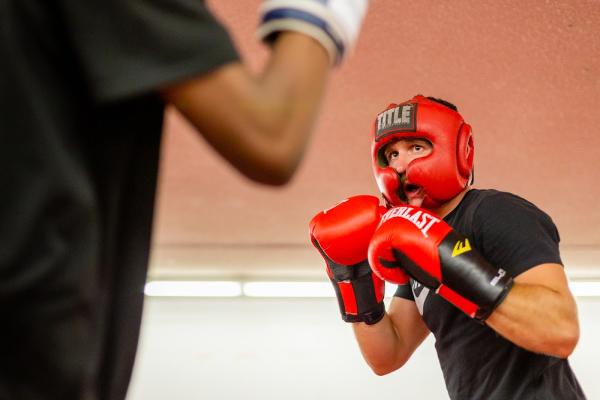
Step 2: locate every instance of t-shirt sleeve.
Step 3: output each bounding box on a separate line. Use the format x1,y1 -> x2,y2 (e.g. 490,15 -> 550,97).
473,193 -> 563,277
59,0 -> 240,101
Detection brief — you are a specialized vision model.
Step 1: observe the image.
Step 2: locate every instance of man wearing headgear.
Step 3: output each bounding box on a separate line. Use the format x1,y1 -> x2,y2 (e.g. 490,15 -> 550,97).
310,95 -> 585,399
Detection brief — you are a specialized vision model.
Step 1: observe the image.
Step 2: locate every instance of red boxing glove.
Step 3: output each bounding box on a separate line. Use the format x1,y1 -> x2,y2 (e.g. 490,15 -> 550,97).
309,195 -> 388,325
368,205 -> 513,321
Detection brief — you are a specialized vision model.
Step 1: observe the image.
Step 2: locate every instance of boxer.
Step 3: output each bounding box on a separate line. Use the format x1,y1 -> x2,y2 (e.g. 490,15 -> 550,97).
310,96 -> 585,399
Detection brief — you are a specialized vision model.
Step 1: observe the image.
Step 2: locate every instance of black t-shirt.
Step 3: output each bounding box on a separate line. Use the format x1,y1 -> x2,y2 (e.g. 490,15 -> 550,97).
1,1 -> 238,399
395,189 -> 586,400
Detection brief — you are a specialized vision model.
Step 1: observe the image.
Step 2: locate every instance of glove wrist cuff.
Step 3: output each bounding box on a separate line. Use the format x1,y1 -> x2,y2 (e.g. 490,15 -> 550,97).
474,278 -> 514,322
342,301 -> 385,325
329,269 -> 386,325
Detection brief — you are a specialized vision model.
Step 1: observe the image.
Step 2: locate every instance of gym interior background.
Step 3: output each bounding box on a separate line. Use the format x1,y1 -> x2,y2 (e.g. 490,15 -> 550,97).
127,1 -> 600,398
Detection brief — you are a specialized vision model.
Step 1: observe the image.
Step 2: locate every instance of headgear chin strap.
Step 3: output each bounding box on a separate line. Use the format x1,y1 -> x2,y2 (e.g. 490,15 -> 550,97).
371,95 -> 474,209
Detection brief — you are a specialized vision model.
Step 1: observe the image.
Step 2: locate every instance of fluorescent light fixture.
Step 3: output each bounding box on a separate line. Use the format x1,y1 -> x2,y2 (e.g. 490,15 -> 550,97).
144,280 -> 242,297
143,280 -> 600,298
243,281 -> 398,298
243,281 -> 332,297
569,281 -> 600,297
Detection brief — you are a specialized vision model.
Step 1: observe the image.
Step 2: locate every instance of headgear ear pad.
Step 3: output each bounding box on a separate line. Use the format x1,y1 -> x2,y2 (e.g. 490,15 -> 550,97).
456,123 -> 474,178
371,95 -> 474,209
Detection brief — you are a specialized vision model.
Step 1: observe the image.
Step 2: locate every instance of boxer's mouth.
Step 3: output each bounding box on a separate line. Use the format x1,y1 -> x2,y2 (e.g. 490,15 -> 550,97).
404,183 -> 421,194
404,184 -> 424,204
397,174 -> 422,203
401,175 -> 424,203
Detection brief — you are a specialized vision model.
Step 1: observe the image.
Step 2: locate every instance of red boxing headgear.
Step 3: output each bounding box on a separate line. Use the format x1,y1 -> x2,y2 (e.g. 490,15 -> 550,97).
371,95 -> 474,209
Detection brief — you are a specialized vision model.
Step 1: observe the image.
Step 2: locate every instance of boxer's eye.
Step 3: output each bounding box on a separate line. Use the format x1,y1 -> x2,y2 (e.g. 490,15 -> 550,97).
386,150 -> 398,163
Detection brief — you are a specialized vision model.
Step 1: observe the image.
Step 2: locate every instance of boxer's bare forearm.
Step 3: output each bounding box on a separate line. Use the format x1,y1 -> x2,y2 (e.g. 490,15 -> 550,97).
353,297 -> 430,375
161,32 -> 330,185
486,264 -> 579,358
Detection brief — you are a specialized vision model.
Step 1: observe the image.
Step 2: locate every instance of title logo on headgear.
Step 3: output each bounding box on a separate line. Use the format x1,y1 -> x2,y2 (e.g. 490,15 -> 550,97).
375,103 -> 417,140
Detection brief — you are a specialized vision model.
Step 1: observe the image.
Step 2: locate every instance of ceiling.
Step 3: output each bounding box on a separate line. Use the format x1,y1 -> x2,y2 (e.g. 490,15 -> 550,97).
148,0 -> 600,280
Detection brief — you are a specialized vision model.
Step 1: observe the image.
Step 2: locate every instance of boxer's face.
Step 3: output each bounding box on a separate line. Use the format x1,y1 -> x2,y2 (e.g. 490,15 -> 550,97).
383,138 -> 432,207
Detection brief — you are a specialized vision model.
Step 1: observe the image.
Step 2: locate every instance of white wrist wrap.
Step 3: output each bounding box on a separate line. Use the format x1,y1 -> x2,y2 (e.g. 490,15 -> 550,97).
258,0 -> 369,65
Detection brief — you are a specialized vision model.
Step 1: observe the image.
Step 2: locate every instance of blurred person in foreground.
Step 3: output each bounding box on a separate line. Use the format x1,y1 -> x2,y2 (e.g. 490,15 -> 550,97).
0,1 -> 370,398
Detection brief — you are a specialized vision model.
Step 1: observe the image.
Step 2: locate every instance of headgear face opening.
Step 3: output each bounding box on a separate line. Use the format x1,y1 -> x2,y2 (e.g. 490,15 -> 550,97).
371,95 -> 474,209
